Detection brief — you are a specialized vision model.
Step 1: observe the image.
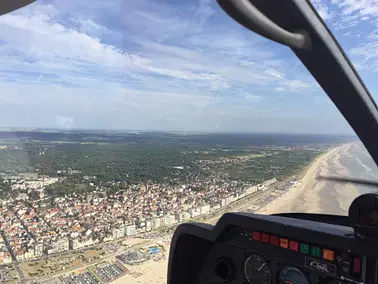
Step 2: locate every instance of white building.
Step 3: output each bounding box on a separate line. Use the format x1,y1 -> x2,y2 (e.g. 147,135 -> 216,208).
112,225 -> 125,239
125,225 -> 136,236
166,215 -> 177,226
145,220 -> 152,232
200,205 -> 210,215
34,242 -> 43,257
246,186 -> 257,195
47,238 -> 69,255
152,218 -> 161,229
189,208 -> 201,218
70,237 -> 96,250
263,178 -> 277,187
225,196 -> 233,205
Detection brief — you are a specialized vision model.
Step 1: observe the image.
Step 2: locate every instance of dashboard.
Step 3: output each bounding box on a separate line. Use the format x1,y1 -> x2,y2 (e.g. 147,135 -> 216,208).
168,193 -> 378,284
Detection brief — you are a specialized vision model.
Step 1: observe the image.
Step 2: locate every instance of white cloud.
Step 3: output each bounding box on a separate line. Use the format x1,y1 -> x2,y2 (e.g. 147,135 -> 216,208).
313,2 -> 333,20
0,0 -> 339,133
56,115 -> 75,130
274,80 -> 312,93
264,68 -> 286,79
0,12 -> 145,70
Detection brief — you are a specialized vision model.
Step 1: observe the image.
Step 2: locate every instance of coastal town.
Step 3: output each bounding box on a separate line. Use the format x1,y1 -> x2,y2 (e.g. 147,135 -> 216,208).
0,131 -> 343,283
0,169 -> 304,284
0,173 -> 282,264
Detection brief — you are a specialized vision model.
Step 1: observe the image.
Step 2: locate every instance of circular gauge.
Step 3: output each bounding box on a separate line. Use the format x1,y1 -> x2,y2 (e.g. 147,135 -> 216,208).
244,254 -> 272,284
279,266 -> 309,284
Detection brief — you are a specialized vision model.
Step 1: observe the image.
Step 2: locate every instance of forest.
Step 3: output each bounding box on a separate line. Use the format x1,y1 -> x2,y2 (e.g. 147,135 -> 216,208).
0,132 -> 352,196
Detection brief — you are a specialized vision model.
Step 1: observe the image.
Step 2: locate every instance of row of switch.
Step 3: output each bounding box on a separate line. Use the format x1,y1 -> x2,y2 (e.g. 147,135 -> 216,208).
252,231 -> 335,261
251,231 -> 362,278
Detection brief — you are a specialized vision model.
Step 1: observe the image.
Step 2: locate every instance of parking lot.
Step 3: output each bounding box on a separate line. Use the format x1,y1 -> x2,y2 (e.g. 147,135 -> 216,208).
63,272 -> 100,284
92,262 -> 126,282
102,243 -> 121,254
40,278 -> 63,284
0,265 -> 19,283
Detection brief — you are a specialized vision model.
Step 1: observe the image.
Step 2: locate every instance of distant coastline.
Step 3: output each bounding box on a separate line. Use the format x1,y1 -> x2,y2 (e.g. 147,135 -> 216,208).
257,142 -> 368,215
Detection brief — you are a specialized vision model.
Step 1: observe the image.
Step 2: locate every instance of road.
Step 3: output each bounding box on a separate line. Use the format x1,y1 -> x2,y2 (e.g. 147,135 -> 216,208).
200,187 -> 277,224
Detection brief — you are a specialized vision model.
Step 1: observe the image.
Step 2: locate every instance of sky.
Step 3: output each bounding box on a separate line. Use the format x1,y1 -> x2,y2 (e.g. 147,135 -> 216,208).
0,0 -> 378,134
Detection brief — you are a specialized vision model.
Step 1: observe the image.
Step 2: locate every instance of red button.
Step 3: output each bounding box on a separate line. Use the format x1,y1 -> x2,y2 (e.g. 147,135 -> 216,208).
353,257 -> 361,273
262,233 -> 270,243
252,232 -> 261,241
270,236 -> 279,246
289,241 -> 299,251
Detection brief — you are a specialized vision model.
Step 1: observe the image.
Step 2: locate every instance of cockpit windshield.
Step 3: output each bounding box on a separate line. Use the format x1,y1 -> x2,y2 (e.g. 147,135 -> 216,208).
0,0 -> 378,283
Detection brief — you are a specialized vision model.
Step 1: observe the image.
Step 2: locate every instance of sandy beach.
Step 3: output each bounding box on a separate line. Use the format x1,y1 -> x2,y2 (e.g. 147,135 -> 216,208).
257,143 -> 362,215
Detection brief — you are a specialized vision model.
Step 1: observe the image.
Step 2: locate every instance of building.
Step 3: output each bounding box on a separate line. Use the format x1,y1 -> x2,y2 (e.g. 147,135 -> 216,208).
117,250 -> 149,265
145,220 -> 152,232
263,178 -> 277,187
125,225 -> 136,237
200,205 -> 210,215
152,218 -> 161,230
168,215 -> 177,225
0,242 -> 12,264
47,238 -> 69,254
245,186 -> 257,195
189,208 -> 201,218
70,237 -> 95,250
34,243 -> 43,257
112,225 -> 125,239
225,196 -> 233,205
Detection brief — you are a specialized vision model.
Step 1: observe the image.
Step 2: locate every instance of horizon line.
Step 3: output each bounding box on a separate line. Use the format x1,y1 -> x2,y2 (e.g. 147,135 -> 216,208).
0,127 -> 358,137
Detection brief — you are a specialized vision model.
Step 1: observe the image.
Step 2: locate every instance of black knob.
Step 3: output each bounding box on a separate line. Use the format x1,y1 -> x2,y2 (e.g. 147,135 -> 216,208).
214,257 -> 235,282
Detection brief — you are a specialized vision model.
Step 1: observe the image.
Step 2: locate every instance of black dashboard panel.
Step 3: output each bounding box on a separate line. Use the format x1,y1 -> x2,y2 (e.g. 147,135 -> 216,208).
168,211 -> 378,284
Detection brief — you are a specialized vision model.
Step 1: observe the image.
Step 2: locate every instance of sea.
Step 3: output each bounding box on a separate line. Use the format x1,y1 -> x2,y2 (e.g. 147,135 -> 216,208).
335,143 -> 378,192
320,142 -> 378,215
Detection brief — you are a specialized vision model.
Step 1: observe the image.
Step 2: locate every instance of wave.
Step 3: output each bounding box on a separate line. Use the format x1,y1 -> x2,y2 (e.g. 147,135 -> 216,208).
356,156 -> 372,173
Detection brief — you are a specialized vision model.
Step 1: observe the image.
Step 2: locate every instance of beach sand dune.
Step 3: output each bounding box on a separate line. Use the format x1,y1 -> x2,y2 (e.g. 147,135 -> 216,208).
113,259 -> 168,284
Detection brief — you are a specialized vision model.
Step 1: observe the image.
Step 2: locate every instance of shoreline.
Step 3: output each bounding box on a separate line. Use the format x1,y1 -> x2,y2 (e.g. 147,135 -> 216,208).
256,143 -> 358,215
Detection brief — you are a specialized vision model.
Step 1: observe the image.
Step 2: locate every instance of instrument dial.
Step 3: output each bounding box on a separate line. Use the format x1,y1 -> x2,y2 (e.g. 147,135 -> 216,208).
279,266 -> 309,284
244,254 -> 272,284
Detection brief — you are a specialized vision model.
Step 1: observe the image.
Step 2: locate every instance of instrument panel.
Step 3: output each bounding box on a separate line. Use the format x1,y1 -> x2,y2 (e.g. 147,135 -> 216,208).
197,223 -> 366,284
226,226 -> 364,284
168,194 -> 378,284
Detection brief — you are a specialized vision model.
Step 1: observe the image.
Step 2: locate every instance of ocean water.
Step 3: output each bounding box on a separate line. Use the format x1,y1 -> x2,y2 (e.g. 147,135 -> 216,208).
319,143 -> 378,215
338,143 -> 378,193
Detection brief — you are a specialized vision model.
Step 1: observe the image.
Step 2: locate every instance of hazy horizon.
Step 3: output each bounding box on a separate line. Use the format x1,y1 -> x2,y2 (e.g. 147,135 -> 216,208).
0,126 -> 359,137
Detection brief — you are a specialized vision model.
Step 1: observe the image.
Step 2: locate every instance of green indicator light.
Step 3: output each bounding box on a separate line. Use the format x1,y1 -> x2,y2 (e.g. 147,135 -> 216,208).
311,246 -> 322,257
300,243 -> 309,254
